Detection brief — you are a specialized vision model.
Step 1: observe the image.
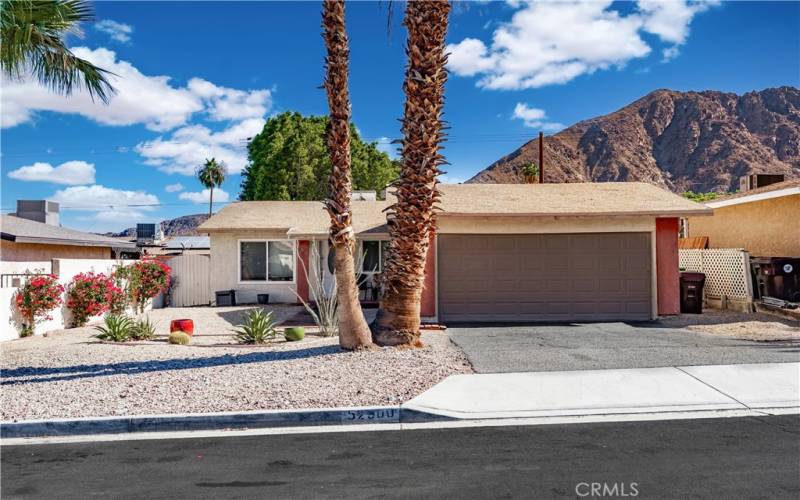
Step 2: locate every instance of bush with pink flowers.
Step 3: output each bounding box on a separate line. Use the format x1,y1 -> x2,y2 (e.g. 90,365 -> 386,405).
115,259 -> 171,313
14,274 -> 64,337
66,272 -> 123,327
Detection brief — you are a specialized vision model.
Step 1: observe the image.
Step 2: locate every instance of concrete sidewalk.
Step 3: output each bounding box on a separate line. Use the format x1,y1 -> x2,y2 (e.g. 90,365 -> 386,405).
403,362 -> 800,420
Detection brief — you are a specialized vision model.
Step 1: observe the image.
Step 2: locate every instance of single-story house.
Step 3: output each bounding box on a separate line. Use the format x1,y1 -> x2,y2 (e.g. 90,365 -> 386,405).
199,183 -> 711,323
686,179 -> 800,258
1,214 -> 137,262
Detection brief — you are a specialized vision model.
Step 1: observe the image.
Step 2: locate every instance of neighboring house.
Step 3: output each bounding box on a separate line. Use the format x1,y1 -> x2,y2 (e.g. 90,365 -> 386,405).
687,179 -> 800,258
1,212 -> 137,262
200,183 -> 709,322
148,236 -> 211,256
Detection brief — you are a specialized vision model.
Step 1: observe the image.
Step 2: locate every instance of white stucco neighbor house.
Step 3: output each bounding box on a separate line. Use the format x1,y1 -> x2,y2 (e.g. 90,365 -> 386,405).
198,183 -> 710,323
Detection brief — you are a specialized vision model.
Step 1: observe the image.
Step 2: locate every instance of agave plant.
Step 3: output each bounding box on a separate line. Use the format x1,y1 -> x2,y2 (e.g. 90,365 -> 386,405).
94,314 -> 133,342
130,316 -> 156,341
233,309 -> 279,344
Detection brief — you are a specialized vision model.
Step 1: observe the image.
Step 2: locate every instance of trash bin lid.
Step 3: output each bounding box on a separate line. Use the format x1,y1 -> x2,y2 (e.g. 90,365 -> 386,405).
680,272 -> 706,282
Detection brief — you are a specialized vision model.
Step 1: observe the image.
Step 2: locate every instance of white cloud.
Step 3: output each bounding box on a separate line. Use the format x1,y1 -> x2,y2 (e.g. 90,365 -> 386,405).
1,47 -> 272,131
136,117 -> 264,175
95,20 -> 134,43
374,136 -> 398,158
165,183 -> 185,193
50,184 -> 159,211
447,0 -> 717,90
511,103 -> 564,131
7,160 -> 95,185
178,188 -> 230,204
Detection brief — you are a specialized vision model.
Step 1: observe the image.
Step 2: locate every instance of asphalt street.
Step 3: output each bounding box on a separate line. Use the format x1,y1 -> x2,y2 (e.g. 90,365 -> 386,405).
2,415 -> 799,499
447,323 -> 800,372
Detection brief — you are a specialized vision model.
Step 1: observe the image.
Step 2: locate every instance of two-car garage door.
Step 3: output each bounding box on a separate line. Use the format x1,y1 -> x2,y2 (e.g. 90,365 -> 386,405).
438,233 -> 652,322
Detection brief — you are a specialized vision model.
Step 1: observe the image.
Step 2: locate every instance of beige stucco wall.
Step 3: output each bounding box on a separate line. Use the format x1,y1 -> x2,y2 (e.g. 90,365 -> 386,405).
209,232 -> 299,304
0,240 -> 111,261
437,215 -> 656,234
687,195 -> 800,257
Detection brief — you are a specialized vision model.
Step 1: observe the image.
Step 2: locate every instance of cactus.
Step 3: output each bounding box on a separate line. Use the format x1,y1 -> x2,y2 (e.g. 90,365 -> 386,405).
284,327 -> 305,342
168,331 -> 191,345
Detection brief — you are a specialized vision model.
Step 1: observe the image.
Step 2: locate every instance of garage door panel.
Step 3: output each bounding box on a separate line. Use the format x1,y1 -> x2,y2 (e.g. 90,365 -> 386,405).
439,233 -> 652,322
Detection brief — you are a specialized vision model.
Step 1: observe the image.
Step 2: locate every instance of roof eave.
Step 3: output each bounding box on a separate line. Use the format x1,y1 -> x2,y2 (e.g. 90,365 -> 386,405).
705,187 -> 800,209
11,236 -> 136,248
437,209 -> 713,218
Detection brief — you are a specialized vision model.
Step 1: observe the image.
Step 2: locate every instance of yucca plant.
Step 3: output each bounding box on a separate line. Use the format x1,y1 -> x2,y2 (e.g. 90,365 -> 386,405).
233,309 -> 279,344
94,314 -> 133,342
130,316 -> 156,341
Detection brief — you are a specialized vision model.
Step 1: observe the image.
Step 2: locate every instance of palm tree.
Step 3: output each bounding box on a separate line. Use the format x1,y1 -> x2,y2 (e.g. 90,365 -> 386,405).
372,0 -> 451,347
197,158 -> 227,217
1,0 -> 115,102
321,0 -> 373,350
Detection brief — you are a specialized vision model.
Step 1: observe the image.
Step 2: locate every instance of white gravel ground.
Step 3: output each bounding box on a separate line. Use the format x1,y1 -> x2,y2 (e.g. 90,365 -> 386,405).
0,307 -> 473,421
657,309 -> 800,341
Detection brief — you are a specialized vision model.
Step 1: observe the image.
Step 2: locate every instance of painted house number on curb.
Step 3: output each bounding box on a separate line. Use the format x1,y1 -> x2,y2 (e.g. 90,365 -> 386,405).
343,409 -> 398,421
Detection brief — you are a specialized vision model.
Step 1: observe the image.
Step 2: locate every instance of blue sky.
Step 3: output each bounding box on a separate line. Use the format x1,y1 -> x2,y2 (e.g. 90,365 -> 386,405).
2,0 -> 798,232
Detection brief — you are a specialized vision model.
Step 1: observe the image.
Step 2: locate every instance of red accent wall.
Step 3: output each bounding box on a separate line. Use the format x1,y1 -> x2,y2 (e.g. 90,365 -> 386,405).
296,240 -> 310,304
656,218 -> 680,315
420,232 -> 437,318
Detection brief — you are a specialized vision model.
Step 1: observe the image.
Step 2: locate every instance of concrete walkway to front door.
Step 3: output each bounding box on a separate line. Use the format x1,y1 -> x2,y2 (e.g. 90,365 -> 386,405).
447,322 -> 800,373
403,362 -> 800,421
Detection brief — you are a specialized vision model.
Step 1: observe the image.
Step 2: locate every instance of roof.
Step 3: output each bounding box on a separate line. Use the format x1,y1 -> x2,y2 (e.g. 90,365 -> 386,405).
436,183 -> 711,217
705,179 -> 800,209
199,182 -> 711,236
0,215 -> 137,248
163,236 -> 211,250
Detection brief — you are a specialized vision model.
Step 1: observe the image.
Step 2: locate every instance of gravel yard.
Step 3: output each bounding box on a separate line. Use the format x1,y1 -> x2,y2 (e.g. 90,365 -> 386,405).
0,306 -> 472,421
657,309 -> 800,341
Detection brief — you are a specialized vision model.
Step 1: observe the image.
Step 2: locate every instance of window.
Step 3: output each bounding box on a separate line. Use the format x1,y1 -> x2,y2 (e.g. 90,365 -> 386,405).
360,240 -> 389,273
239,240 -> 295,283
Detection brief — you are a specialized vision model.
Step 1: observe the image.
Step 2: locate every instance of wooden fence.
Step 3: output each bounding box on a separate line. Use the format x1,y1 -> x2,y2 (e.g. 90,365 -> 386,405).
168,254 -> 211,307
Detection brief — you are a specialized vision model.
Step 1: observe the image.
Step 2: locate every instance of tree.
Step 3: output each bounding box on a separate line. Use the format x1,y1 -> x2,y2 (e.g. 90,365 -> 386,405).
522,162 -> 539,184
1,0 -> 115,102
321,0 -> 373,350
372,0 -> 450,347
196,158 -> 227,217
239,111 -> 398,201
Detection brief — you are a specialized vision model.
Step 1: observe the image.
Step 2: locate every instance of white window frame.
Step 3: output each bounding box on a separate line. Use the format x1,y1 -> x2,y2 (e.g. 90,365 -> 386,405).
238,239 -> 296,284
359,239 -> 387,275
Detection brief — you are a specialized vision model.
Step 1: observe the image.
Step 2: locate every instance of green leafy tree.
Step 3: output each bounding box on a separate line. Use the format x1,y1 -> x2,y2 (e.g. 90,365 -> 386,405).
197,158 -> 227,216
1,0 -> 115,102
682,191 -> 718,202
239,111 -> 399,201
521,162 -> 539,183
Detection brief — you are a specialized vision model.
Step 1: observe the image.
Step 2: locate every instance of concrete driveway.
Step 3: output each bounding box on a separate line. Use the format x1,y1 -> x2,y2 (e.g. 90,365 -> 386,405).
447,322 -> 800,373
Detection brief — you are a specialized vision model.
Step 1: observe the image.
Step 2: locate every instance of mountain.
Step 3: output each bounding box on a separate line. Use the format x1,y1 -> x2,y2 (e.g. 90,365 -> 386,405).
105,214 -> 210,238
468,87 -> 800,193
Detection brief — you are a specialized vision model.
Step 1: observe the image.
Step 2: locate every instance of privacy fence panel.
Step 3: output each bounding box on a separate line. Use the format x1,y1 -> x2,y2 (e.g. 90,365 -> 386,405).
168,254 -> 211,307
679,249 -> 754,310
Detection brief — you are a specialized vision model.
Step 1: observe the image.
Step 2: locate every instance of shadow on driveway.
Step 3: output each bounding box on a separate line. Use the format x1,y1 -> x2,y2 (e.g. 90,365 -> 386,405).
446,322 -> 800,373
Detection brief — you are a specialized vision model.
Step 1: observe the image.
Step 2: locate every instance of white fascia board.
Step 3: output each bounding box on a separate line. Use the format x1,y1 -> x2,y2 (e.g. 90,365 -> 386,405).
705,187 -> 800,209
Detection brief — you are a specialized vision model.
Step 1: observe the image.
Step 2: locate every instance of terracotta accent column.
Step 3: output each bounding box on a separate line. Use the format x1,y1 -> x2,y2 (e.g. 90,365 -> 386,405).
420,232 -> 437,318
656,218 -> 680,315
296,240 -> 310,304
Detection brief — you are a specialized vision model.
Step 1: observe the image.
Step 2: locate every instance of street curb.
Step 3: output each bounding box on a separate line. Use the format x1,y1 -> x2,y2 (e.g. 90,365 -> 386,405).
1,406 -> 454,439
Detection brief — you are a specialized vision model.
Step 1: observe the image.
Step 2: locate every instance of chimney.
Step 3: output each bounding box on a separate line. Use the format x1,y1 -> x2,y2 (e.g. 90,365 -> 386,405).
15,200 -> 60,226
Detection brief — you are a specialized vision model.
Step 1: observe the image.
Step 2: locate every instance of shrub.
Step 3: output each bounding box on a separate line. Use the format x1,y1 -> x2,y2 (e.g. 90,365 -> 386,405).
284,326 -> 305,342
130,316 -> 156,341
94,314 -> 134,342
14,274 -> 64,337
233,309 -> 278,344
66,272 -> 120,327
107,271 -> 129,315
168,331 -> 191,345
115,259 -> 171,313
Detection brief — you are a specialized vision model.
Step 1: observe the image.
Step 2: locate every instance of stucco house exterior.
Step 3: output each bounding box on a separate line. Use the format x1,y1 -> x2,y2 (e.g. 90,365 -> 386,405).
1,214 -> 137,261
199,183 -> 711,322
686,179 -> 799,258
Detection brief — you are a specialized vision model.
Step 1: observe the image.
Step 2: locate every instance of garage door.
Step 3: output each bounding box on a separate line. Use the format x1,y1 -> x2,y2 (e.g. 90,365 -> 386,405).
438,233 -> 652,322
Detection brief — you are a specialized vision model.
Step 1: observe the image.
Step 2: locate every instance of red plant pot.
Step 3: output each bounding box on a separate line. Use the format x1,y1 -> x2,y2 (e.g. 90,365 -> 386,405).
170,319 -> 194,336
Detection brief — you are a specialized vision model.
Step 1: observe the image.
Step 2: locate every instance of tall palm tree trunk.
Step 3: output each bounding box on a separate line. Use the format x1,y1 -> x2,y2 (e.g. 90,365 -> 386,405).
372,0 -> 450,347
322,0 -> 372,350
209,186 -> 214,217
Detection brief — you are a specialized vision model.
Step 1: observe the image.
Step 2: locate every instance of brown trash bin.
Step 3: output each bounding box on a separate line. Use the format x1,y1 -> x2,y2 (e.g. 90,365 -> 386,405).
680,272 -> 706,314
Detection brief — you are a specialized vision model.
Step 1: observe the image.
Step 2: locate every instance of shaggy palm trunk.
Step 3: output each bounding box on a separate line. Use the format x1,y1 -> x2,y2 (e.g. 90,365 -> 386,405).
322,0 -> 372,350
372,0 -> 450,347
